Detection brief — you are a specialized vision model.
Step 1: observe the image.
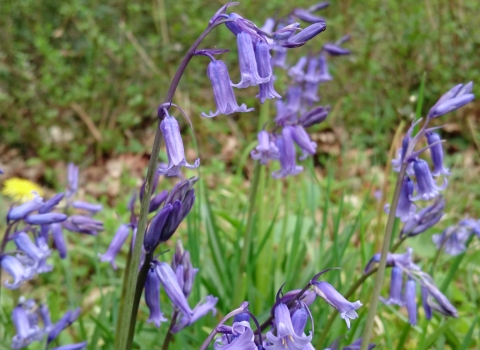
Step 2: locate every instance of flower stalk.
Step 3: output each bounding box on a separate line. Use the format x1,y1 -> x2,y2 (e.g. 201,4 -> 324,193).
114,18 -> 231,350
360,163 -> 408,350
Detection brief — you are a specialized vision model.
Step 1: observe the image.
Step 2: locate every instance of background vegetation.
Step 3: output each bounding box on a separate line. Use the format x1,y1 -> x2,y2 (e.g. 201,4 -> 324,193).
1,0 -> 480,349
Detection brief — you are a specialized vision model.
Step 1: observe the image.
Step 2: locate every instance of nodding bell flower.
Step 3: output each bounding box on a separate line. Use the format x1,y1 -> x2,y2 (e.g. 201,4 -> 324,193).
172,295 -> 218,333
401,196 -> 444,237
275,86 -> 302,124
72,201 -> 103,213
425,131 -> 450,176
38,193 -> 65,214
428,82 -> 474,118
63,215 -> 104,235
214,319 -> 257,350
409,159 -> 447,201
385,176 -> 415,222
1,255 -> 34,289
323,42 -> 351,56
51,223 -> 67,259
255,40 -> 281,103
154,261 -> 193,317
251,131 -> 280,164
47,308 -> 81,344
432,225 -> 471,256
66,163 -> 79,199
99,224 -> 130,269
145,265 -> 168,327
380,266 -> 404,306
24,213 -> 68,225
288,56 -> 308,82
280,22 -> 327,48
272,127 -> 303,179
171,240 -> 197,297
317,54 -> 332,82
292,8 -> 325,23
291,125 -> 317,160
12,304 -> 38,349
264,304 -> 312,349
232,32 -> 270,88
421,279 -> 458,318
298,105 -> 330,128
14,232 -> 50,265
313,281 -> 362,329
404,278 -> 417,325
202,59 -> 254,117
303,57 -> 321,103
7,195 -> 44,221
158,112 -> 199,177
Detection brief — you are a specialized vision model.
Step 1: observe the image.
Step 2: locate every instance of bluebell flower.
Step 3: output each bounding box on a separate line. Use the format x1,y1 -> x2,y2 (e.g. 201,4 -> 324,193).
275,86 -> 302,124
172,295 -> 218,333
171,240 -> 197,297
214,321 -> 257,350
272,127 -> 303,179
255,40 -> 281,103
299,105 -> 330,128
273,22 -> 301,41
12,304 -> 39,349
72,201 -> 103,213
380,266 -> 404,306
385,176 -> 415,222
410,159 -> 447,201
99,224 -> 130,269
460,218 -> 480,237
63,215 -> 104,235
323,43 -> 351,56
66,163 -> 79,200
38,193 -> 65,214
251,131 -> 280,164
432,225 -> 471,256
25,213 -> 68,225
39,303 -> 54,333
35,236 -> 53,274
364,247 -> 419,273
51,342 -> 87,350
425,132 -> 450,176
159,112 -> 200,176
280,22 -> 327,48
47,307 -> 81,344
421,285 -> 432,320
293,8 -> 325,23
288,56 -> 308,82
14,232 -> 50,265
421,277 -> 458,318
401,196 -> 444,237
404,279 -> 417,325
232,32 -> 270,88
342,338 -> 376,350
428,82 -> 474,118
264,303 -> 312,349
51,223 -> 68,259
154,261 -> 193,317
291,125 -> 317,160
0,255 -> 34,289
149,190 -> 169,213
202,59 -> 254,117
145,265 -> 168,327
313,281 -> 362,329
7,195 -> 44,221
317,54 -> 333,82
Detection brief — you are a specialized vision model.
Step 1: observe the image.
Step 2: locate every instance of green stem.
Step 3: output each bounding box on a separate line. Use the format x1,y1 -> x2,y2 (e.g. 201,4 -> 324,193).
360,163 -> 407,350
114,18 -> 230,350
233,161 -> 262,306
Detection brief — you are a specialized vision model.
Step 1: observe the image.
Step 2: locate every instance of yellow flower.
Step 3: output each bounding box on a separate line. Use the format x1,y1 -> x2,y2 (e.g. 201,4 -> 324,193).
2,178 -> 44,203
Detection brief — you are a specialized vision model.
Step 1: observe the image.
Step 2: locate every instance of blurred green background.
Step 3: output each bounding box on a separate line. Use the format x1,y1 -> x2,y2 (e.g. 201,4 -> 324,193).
1,0 -> 480,349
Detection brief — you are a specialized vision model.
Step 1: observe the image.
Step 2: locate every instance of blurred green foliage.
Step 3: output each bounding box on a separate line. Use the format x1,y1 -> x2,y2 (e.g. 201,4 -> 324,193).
1,0 -> 479,165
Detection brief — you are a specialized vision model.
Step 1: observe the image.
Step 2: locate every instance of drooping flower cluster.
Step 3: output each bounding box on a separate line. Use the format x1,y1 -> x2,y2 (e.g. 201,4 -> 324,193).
1,164 -> 103,289
365,248 -> 458,325
432,218 -> 480,256
144,240 -> 218,331
388,82 -> 474,225
10,298 -> 85,350
249,5 -> 350,178
207,269 -> 362,349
